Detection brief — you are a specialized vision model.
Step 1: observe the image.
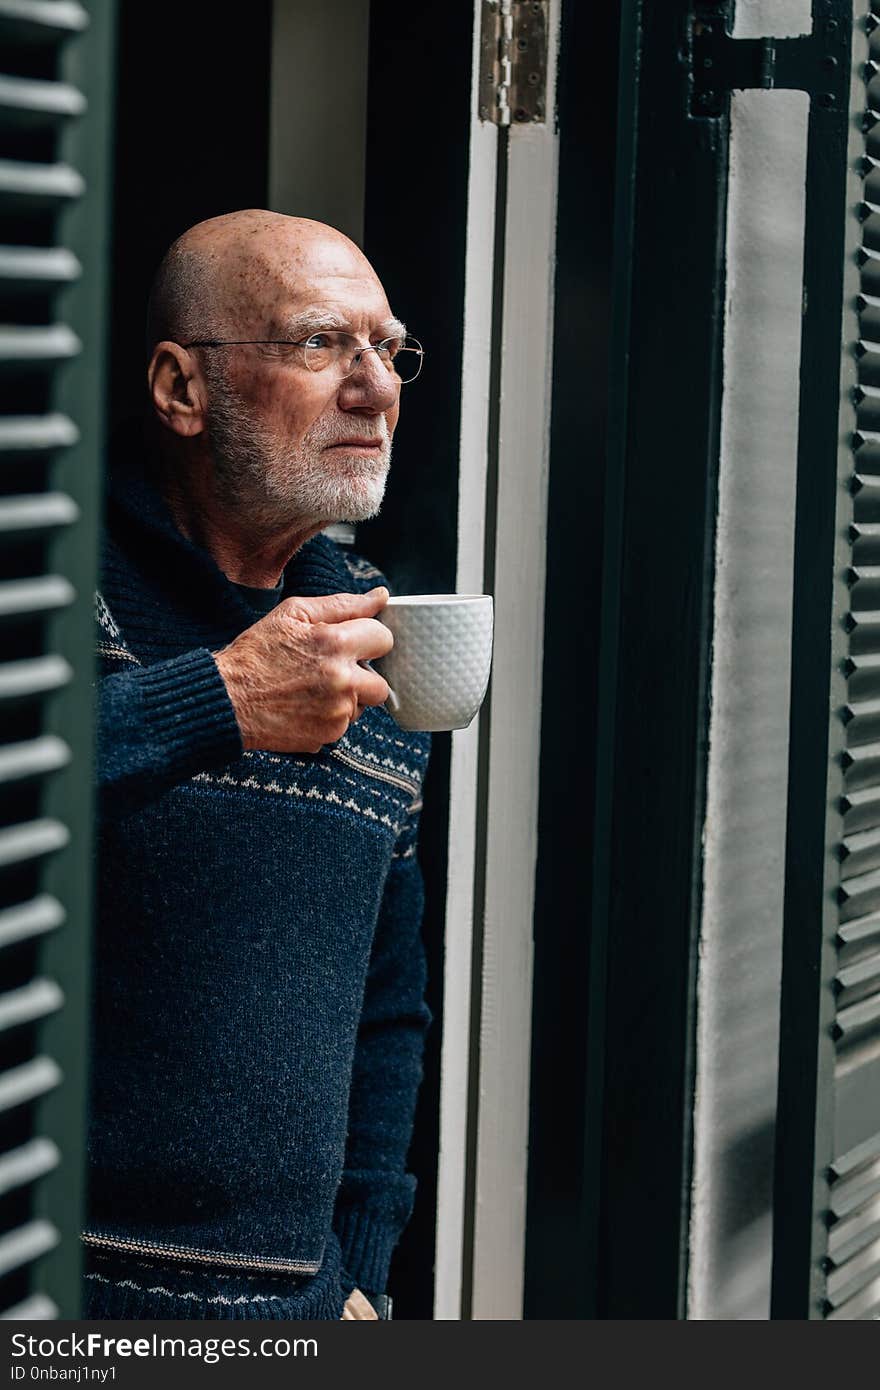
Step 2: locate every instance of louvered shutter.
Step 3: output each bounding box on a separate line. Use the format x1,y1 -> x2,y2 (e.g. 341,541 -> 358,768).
817,9 -> 880,1319
0,1 -> 114,1319
771,1 -> 880,1322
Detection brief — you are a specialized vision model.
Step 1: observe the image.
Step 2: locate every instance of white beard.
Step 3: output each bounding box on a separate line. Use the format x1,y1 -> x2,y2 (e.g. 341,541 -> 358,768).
204,367 -> 392,528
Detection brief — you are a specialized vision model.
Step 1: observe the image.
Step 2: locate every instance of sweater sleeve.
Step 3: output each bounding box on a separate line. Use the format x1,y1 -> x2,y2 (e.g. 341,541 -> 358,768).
332,800 -> 432,1294
97,649 -> 244,819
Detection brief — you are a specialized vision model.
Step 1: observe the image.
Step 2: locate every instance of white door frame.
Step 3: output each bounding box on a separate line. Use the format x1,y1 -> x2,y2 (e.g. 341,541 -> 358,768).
434,0 -> 561,1321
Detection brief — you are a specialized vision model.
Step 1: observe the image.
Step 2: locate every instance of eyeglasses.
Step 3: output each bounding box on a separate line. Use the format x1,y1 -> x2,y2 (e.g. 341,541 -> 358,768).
182,330 -> 425,384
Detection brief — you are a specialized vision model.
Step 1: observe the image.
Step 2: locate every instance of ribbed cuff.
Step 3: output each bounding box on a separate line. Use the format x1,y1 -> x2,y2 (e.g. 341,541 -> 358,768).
83,1235 -> 347,1321
333,1208 -> 401,1296
138,648 -> 243,778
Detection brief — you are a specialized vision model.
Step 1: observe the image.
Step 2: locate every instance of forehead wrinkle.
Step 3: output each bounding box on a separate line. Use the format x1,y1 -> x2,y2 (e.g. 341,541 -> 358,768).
276,306 -> 408,340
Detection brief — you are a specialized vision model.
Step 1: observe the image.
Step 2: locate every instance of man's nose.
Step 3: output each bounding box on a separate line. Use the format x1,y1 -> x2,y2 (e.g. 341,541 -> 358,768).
336,350 -> 400,412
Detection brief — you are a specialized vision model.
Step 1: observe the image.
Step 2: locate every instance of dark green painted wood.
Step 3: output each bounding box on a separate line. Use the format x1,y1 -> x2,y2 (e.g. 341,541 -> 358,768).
33,0 -> 116,1317
771,1 -> 866,1321
523,0 -> 621,1320
586,0 -> 728,1317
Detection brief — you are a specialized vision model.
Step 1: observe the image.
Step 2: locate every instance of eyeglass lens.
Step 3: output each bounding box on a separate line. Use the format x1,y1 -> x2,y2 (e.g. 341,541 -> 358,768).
303,332 -> 423,384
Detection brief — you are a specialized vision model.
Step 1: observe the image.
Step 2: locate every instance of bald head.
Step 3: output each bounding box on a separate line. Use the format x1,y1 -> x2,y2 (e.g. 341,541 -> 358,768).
146,210 -> 380,352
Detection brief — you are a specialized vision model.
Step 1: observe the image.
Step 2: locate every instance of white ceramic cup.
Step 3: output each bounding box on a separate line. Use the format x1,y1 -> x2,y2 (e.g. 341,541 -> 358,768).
373,594 -> 494,732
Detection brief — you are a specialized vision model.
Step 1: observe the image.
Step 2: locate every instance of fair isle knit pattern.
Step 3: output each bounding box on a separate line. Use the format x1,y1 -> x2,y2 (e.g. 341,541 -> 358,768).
85,450 -> 431,1320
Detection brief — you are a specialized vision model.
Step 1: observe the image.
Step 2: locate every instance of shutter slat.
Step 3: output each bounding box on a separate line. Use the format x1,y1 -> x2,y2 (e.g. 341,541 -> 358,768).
844,608 -> 880,655
0,75 -> 85,127
849,522 -> 880,564
838,864 -> 880,920
825,1275 -> 880,1319
855,338 -> 880,386
0,656 -> 71,702
840,785 -> 880,833
857,245 -> 880,294
0,819 -> 70,870
852,471 -> 880,519
828,1199 -> 880,1264
833,990 -> 880,1041
855,382 -> 880,431
0,1056 -> 61,1114
836,949 -> 880,992
0,1220 -> 58,1278
858,292 -> 880,342
0,415 -> 79,455
0,324 -> 81,366
0,494 -> 79,537
0,978 -> 63,1033
0,576 -> 75,618
829,1158 -> 880,1220
839,825 -> 880,877
859,198 -> 880,250
846,564 -> 880,609
853,427 -> 880,471
0,1138 -> 59,1197
0,734 -> 70,783
0,894 -> 63,949
0,1294 -> 57,1320
0,158 -> 83,204
841,697 -> 880,745
0,245 -> 80,289
828,1130 -> 880,1180
838,911 -> 880,947
0,2 -> 88,42
841,738 -> 880,789
826,1236 -> 880,1306
864,154 -> 880,208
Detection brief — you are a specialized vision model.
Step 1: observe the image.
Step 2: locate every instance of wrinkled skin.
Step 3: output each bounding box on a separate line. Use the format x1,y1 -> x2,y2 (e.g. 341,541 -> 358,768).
214,589 -> 393,754
147,211 -> 405,751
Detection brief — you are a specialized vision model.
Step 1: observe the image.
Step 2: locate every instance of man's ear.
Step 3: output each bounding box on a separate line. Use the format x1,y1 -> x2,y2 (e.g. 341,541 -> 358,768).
148,342 -> 207,437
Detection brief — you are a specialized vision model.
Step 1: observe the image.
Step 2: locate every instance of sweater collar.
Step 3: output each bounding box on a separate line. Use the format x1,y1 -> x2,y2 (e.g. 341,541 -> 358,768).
106,434 -> 360,613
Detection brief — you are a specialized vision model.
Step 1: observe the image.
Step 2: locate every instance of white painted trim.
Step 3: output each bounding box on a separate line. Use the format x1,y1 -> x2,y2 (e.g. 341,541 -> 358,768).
433,8 -> 498,1322
689,86 -> 809,1320
470,0 -> 561,1321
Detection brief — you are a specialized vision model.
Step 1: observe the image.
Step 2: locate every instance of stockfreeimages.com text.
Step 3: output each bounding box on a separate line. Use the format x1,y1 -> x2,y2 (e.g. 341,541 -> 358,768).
10,1333 -> 317,1366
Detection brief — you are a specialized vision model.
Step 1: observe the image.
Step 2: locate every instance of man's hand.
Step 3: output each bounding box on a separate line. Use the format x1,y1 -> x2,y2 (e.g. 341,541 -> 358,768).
341,1288 -> 379,1320
213,587 -> 393,753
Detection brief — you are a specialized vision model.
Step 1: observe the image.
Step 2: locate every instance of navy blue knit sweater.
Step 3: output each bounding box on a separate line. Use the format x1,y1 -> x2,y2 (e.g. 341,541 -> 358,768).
84,453 -> 431,1320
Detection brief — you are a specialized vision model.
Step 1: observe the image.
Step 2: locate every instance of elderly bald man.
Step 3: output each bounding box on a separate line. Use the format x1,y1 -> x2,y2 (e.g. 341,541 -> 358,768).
85,211 -> 430,1321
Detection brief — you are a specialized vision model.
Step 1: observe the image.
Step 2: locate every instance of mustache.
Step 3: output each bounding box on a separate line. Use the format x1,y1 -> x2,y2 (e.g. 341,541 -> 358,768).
308,415 -> 389,447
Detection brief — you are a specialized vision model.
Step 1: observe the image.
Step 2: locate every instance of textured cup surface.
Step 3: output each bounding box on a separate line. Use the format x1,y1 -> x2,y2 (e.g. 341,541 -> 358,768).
374,595 -> 494,732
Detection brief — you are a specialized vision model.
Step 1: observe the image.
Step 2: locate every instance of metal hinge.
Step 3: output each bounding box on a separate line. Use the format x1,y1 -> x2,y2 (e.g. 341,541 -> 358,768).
689,1 -> 848,119
479,0 -> 548,126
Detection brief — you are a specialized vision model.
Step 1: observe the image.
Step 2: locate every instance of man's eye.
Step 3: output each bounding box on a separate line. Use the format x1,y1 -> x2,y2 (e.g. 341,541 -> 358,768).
303,333 -> 332,349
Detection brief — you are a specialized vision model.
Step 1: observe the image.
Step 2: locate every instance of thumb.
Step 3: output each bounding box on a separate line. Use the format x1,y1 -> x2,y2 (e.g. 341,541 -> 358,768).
284,587 -> 389,625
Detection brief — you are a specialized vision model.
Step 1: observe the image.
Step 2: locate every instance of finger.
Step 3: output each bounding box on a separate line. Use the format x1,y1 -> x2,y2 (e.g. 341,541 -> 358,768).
334,616 -> 394,661
353,667 -> 391,709
343,1289 -> 379,1320
285,587 -> 389,626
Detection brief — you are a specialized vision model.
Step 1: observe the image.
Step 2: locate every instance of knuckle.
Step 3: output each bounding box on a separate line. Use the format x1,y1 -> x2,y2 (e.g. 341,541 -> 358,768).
326,658 -> 352,694
331,693 -> 354,721
312,623 -> 342,656
279,597 -> 309,624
